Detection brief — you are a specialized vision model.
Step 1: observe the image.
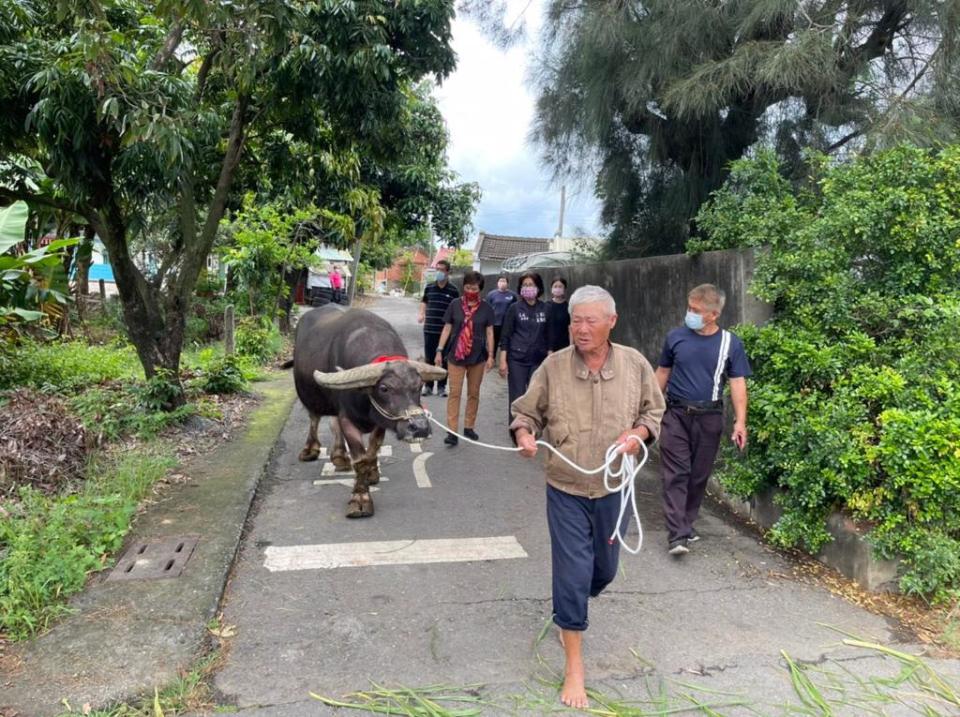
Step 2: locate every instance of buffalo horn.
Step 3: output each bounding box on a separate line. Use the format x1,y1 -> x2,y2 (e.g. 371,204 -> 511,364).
313,363 -> 387,390
407,360 -> 447,382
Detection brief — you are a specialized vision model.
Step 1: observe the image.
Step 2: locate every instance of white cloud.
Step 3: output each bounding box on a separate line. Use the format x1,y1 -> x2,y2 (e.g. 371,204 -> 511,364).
434,7 -> 601,245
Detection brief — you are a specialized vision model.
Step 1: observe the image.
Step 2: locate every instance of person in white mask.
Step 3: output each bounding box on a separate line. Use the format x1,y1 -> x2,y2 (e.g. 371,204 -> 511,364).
655,284 -> 752,556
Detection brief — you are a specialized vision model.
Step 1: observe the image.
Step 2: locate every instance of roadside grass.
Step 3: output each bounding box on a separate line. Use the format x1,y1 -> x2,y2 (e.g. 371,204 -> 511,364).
0,447 -> 175,640
0,330 -> 285,642
55,649 -> 224,717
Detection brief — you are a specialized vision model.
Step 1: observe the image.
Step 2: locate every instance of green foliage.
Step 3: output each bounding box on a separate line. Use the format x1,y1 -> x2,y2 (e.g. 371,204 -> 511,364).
201,354 -> 247,395
0,337 -> 142,392
235,317 -> 281,363
0,201 -> 76,338
697,145 -> 960,599
0,0 -> 458,392
532,0 -> 960,257
0,449 -> 175,640
220,198 -> 320,317
136,368 -> 183,412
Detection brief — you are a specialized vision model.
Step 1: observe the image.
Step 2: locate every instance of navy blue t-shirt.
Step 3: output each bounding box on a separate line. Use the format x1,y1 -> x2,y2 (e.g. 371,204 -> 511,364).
658,327 -> 752,402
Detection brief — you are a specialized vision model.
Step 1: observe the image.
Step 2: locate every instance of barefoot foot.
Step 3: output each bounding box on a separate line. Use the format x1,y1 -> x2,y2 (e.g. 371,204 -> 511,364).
560,669 -> 588,710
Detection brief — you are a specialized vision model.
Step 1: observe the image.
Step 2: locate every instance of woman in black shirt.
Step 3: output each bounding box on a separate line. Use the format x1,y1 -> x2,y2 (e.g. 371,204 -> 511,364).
546,276 -> 571,353
499,271 -> 549,429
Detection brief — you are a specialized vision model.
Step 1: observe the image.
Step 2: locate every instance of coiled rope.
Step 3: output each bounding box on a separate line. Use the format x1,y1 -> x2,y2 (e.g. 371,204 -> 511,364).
423,412 -> 650,554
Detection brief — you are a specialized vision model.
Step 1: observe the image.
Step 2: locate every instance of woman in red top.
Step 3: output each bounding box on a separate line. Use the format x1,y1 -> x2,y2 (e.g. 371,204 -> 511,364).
434,271 -> 495,446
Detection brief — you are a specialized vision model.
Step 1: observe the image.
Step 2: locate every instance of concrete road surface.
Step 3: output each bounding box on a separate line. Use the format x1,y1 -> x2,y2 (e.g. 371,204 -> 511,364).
210,296 -> 960,716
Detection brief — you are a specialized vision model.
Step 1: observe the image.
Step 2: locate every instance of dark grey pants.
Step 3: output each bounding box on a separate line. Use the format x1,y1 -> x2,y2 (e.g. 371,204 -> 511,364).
423,331 -> 447,391
546,484 -> 625,631
506,359 -> 538,424
659,407 -> 724,543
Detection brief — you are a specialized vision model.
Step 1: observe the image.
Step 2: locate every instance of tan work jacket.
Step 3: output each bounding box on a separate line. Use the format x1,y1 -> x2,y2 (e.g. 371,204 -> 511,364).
510,343 -> 665,498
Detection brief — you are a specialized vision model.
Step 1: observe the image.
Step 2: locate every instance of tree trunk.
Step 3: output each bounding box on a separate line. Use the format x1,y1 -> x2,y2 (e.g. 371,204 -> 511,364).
349,237 -> 362,304
93,207 -> 187,407
75,224 -> 94,321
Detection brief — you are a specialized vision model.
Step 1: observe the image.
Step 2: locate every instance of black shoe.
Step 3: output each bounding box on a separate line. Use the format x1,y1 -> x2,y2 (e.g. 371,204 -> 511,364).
438,387 -> 448,397
688,530 -> 701,543
444,433 -> 458,446
422,385 -> 433,397
463,428 -> 479,441
668,539 -> 689,556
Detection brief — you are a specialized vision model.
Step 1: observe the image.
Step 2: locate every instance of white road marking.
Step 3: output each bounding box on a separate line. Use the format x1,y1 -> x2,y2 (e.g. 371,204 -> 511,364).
409,442 -> 423,454
413,452 -> 432,488
313,477 -> 389,487
378,445 -> 392,457
321,462 -> 355,476
319,446 -> 328,459
263,536 -> 528,571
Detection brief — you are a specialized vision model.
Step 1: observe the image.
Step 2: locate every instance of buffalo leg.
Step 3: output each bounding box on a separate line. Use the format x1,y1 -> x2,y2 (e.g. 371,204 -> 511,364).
358,427 -> 385,485
330,417 -> 352,473
340,416 -> 375,519
298,413 -> 322,462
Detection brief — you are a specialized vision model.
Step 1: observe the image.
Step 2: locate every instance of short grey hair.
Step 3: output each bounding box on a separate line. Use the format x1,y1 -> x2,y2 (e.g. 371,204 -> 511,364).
569,285 -> 616,316
688,284 -> 726,312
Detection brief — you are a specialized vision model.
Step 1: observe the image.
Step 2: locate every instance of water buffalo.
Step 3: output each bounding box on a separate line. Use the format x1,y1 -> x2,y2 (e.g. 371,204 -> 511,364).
292,305 -> 446,518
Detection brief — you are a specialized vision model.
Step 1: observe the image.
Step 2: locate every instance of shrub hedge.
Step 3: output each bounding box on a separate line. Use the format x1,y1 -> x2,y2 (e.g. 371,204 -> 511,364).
691,145 -> 960,599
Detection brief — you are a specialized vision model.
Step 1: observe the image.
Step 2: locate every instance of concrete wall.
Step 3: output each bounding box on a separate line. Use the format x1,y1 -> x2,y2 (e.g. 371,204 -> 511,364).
482,248 -> 772,360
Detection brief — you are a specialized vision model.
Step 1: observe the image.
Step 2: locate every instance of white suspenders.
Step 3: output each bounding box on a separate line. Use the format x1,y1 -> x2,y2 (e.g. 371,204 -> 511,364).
711,330 -> 731,402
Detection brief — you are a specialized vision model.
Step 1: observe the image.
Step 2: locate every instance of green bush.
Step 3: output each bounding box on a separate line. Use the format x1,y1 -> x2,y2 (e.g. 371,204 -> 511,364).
68,385 -> 194,442
0,449 -> 175,639
235,317 -> 281,362
202,354 -> 247,394
694,145 -> 960,599
0,338 -> 142,392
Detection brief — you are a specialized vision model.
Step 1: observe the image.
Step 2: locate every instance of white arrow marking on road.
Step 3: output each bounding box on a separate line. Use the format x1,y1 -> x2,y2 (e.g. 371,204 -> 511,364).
263,536 -> 528,571
313,477 -> 389,487
320,445 -> 390,458
413,452 -> 432,488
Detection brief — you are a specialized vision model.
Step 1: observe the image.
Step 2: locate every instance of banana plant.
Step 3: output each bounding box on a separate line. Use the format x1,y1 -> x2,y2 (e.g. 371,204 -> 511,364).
0,201 -> 77,338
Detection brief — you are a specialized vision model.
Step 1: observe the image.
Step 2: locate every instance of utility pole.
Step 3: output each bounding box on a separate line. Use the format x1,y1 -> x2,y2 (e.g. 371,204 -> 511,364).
557,185 -> 566,241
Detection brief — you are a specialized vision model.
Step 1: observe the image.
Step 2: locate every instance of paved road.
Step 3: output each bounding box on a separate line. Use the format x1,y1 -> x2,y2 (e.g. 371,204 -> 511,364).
210,297 -> 960,716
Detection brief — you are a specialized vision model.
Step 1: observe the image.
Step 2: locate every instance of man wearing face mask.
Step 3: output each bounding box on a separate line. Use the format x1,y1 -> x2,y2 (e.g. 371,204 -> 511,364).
655,284 -> 752,556
418,259 -> 459,396
486,274 -> 517,361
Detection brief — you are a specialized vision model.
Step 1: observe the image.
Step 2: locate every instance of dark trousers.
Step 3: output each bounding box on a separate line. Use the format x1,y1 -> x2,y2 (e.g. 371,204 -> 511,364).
506,358 -> 538,423
659,407 -> 724,543
547,484 -> 625,631
493,325 -> 503,359
423,331 -> 447,391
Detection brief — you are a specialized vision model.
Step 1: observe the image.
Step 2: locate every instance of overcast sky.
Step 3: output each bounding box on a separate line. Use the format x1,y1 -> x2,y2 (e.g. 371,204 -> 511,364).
433,6 -> 602,247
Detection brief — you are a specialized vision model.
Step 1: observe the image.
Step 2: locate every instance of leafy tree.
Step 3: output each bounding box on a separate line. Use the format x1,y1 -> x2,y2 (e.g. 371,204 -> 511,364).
695,146 -> 960,598
531,0 -> 960,256
0,0 -> 456,404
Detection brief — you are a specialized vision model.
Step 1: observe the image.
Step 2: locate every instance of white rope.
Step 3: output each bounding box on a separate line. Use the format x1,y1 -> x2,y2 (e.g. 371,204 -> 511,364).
424,412 -> 649,554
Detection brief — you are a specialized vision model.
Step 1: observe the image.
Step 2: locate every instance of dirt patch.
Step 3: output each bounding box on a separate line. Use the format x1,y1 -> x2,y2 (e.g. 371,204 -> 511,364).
0,389 -> 89,497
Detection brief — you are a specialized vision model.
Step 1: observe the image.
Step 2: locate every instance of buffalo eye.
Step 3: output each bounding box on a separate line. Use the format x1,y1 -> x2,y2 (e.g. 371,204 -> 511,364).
378,384 -> 390,393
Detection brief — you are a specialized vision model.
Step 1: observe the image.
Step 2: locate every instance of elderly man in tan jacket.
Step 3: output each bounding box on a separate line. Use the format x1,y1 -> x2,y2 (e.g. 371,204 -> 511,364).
511,285 -> 664,710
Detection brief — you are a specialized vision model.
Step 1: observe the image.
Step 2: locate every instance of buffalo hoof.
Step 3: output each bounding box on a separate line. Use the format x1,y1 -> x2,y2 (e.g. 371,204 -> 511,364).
346,492 -> 374,518
354,456 -> 380,486
331,453 -> 352,472
299,445 -> 321,462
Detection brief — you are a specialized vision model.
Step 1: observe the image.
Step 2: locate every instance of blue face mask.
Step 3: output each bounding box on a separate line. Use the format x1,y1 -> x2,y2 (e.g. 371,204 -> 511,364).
436,271 -> 446,282
684,310 -> 705,331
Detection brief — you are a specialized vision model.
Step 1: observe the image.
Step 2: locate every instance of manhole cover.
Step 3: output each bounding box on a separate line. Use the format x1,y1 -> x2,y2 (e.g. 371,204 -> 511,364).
108,535 -> 200,581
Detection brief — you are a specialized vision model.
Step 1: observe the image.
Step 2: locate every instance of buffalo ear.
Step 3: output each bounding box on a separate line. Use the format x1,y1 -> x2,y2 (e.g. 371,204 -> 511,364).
313,363 -> 386,390
407,360 -> 447,383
